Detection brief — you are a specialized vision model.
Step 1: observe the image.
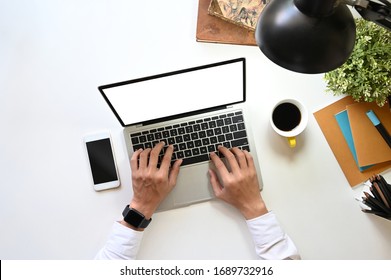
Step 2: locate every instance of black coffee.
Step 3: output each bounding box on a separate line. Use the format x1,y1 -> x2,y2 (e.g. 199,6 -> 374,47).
272,102 -> 301,131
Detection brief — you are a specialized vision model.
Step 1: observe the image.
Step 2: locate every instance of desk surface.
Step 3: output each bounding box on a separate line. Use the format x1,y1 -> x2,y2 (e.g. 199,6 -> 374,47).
1,0 -> 391,260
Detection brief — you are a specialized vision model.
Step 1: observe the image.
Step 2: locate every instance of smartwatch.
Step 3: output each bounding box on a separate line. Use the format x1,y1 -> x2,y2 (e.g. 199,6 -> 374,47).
122,205 -> 152,229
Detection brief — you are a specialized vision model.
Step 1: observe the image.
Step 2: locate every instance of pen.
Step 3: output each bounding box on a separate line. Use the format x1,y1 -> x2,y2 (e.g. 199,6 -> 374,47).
375,176 -> 391,207
362,209 -> 391,219
370,186 -> 383,205
363,192 -> 391,214
373,182 -> 390,208
362,193 -> 383,213
366,110 -> 391,149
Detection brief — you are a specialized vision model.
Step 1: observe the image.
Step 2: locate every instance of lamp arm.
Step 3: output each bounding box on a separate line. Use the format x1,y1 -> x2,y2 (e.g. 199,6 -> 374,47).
341,0 -> 391,30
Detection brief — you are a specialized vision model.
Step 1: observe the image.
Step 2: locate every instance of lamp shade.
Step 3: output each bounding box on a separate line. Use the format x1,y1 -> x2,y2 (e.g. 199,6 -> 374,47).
255,0 -> 356,73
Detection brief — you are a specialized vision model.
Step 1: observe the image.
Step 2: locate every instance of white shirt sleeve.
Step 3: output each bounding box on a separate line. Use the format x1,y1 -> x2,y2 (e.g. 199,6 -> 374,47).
96,211 -> 300,260
95,221 -> 144,260
246,211 -> 301,260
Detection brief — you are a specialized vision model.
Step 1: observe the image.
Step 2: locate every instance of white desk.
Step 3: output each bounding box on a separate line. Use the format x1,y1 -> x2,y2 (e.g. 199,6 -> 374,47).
1,0 -> 391,260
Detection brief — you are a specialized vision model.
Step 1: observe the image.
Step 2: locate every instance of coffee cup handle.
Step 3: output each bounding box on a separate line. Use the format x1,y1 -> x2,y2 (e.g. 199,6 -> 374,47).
287,137 -> 296,148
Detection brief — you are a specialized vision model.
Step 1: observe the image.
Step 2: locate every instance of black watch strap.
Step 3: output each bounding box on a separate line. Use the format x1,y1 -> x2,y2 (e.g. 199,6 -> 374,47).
122,205 -> 152,229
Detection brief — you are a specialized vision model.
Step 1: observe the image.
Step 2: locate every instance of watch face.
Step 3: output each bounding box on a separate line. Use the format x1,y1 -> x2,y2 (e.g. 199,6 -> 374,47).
125,208 -> 144,225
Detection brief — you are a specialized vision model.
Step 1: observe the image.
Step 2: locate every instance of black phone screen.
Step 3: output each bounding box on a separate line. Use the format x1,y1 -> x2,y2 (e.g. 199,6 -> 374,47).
86,138 -> 118,184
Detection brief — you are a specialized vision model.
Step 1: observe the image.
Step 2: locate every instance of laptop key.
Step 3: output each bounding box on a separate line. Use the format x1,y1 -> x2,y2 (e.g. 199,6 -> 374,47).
237,123 -> 245,130
231,138 -> 249,147
202,138 -> 210,146
218,135 -> 225,142
209,121 -> 217,128
192,148 -> 200,156
152,140 -> 159,147
193,124 -> 201,131
216,119 -> 224,127
181,154 -> 209,166
186,141 -> 195,149
179,143 -> 186,150
223,141 -> 231,148
175,136 -> 183,143
230,124 -> 238,132
233,130 -> 247,139
201,123 -> 208,130
133,144 -> 143,151
178,127 -> 186,134
185,126 -> 193,133
176,151 -> 184,159
184,150 -> 192,157
131,137 -> 140,144
232,115 -> 244,123
147,134 -> 154,141
162,131 -> 170,138
139,135 -> 147,142
242,145 -> 250,152
195,140 -> 202,147
170,129 -> 178,136
207,145 -> 215,152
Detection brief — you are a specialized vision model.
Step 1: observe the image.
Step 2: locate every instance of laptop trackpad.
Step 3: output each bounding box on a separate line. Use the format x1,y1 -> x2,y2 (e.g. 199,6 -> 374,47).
173,163 -> 214,207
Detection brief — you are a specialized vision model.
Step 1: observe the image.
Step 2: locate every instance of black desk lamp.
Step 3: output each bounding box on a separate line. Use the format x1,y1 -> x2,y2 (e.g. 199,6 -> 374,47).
255,0 -> 391,74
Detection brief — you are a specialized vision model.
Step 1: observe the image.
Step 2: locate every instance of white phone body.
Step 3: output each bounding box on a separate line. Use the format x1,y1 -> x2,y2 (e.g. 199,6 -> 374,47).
84,132 -> 120,191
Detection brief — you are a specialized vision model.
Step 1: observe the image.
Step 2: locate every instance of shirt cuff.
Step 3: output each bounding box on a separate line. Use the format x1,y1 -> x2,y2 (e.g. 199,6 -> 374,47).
95,221 -> 144,260
246,211 -> 285,245
246,211 -> 301,260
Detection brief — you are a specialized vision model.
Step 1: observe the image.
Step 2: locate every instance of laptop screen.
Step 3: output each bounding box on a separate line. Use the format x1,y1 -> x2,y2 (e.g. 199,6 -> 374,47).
99,58 -> 245,127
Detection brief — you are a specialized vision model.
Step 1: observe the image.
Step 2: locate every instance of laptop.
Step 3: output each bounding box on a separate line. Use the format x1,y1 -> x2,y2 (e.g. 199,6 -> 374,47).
98,57 -> 263,211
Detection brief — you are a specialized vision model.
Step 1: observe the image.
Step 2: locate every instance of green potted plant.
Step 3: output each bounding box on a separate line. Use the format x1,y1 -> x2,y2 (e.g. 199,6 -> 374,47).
324,18 -> 391,107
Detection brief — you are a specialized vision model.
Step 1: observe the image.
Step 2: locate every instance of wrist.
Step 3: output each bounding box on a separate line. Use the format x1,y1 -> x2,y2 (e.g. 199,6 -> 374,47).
120,220 -> 144,231
130,201 -> 155,220
240,201 -> 268,220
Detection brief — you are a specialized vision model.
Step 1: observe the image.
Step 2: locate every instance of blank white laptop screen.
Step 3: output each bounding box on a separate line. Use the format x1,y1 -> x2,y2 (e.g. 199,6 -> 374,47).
100,59 -> 245,126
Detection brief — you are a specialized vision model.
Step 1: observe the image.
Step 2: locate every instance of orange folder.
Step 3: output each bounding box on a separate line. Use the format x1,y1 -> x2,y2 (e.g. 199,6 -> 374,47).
314,96 -> 391,187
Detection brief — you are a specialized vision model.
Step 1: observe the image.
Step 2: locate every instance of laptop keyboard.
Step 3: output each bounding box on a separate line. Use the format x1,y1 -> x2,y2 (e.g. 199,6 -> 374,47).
130,110 -> 250,166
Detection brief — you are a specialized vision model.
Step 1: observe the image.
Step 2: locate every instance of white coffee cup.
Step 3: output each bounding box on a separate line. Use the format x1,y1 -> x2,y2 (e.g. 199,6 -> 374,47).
270,99 -> 308,148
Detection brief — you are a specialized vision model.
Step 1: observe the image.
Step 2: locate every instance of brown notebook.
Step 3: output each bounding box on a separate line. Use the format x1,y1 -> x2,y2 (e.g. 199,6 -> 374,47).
346,102 -> 391,166
314,96 -> 391,187
196,0 -> 257,46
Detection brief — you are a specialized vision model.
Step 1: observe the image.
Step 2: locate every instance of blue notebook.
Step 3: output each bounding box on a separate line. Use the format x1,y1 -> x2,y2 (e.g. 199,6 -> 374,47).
335,110 -> 374,172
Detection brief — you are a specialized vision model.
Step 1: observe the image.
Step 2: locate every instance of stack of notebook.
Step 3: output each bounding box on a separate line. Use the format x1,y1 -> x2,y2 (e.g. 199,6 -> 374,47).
335,102 -> 391,171
196,0 -> 269,46
314,96 -> 391,187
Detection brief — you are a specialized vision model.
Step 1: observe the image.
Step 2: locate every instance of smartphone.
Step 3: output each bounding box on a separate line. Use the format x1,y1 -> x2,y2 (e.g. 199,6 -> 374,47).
84,132 -> 120,191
